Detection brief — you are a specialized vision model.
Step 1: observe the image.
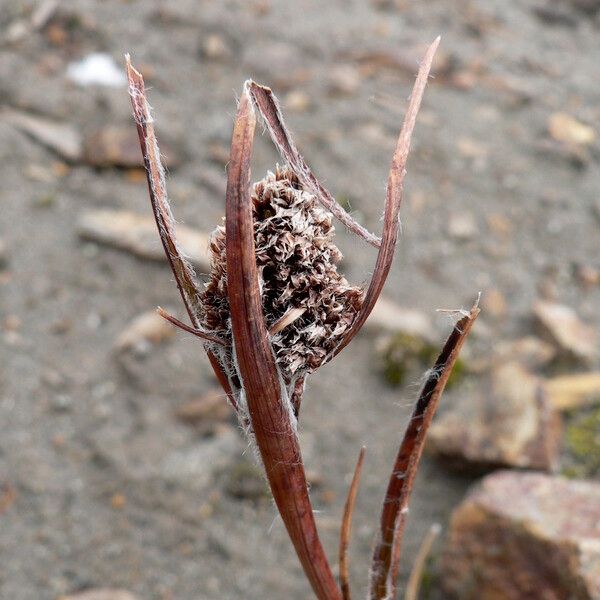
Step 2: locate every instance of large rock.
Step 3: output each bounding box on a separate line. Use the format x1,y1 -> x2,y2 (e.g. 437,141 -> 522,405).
428,362 -> 562,471
441,471 -> 600,599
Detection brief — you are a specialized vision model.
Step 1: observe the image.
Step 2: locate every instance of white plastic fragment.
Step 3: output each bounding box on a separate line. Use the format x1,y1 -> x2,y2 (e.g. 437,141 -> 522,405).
67,53 -> 127,88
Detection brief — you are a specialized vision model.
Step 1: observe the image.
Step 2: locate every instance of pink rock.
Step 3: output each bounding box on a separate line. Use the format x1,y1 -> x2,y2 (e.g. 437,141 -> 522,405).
442,470 -> 600,599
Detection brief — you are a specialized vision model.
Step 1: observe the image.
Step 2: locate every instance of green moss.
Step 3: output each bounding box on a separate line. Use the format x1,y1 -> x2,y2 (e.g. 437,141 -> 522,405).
563,406 -> 600,479
382,333 -> 427,386
381,333 -> 466,389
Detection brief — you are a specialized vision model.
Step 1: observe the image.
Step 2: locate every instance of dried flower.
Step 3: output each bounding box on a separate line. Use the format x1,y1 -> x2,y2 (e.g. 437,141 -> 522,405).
126,36 -> 479,600
202,165 -> 363,391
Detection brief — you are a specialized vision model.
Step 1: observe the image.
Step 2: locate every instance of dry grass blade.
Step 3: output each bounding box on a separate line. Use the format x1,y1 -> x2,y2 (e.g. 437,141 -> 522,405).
339,446 -> 366,600
225,87 -> 342,600
369,300 -> 479,600
246,81 -> 381,248
334,38 -> 440,359
405,524 -> 441,600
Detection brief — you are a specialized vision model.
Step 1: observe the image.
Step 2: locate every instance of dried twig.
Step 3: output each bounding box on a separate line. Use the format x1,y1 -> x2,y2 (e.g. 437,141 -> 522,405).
339,447 -> 366,600
369,301 -> 480,600
405,524 -> 441,600
225,88 -> 342,600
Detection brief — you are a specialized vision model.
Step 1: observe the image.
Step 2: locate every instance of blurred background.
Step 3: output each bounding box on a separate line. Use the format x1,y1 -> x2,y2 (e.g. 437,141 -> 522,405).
1,1 -> 600,599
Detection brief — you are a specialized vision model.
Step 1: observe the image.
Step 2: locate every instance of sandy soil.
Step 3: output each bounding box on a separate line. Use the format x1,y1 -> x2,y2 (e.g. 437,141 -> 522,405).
1,1 -> 599,599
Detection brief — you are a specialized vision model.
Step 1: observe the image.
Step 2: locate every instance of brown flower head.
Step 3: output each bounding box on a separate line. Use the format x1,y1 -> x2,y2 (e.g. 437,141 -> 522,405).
201,165 -> 363,389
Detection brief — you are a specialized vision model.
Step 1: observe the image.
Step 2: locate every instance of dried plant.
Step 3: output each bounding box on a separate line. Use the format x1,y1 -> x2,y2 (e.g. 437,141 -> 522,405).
126,37 -> 479,600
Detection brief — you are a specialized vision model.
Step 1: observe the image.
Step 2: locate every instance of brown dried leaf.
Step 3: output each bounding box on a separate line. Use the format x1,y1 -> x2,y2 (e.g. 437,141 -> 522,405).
335,37 -> 440,358
246,81 -> 382,247
126,56 -> 203,328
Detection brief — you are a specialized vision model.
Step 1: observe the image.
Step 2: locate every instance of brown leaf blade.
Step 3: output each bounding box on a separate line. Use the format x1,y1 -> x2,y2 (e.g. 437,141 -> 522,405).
157,307 -> 226,345
225,87 -> 342,600
369,301 -> 479,600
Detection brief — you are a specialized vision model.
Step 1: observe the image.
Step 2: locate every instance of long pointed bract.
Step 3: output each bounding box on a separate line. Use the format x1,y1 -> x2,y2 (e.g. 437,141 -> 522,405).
126,56 -> 234,409
334,38 -> 440,359
157,307 -> 226,345
369,301 -> 479,600
126,57 -> 203,329
225,87 -> 342,600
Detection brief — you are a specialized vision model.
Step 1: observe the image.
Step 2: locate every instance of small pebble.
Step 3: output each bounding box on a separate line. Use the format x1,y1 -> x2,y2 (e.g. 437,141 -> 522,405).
447,212 -> 477,241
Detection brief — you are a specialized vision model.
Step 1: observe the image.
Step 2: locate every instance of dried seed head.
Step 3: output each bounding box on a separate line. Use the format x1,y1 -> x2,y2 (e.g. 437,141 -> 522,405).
202,165 -> 363,385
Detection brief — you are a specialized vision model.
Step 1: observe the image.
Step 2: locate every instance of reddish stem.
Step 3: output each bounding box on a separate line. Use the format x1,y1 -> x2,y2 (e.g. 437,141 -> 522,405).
369,302 -> 479,599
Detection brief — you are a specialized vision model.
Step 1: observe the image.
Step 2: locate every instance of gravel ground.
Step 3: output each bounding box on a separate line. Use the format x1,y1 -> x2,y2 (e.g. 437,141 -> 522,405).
1,1 -> 599,599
